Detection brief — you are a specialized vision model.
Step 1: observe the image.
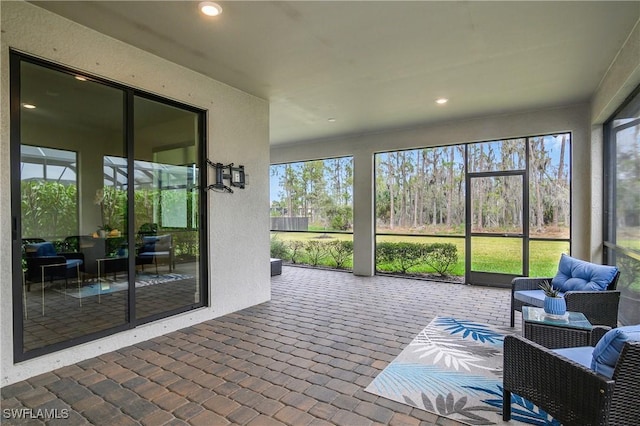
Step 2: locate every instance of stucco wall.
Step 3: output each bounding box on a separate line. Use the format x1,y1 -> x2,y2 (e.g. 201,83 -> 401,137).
1,1 -> 270,386
591,19 -> 640,126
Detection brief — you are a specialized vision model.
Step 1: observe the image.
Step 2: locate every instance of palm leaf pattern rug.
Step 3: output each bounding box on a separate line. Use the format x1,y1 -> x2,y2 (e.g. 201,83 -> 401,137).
365,317 -> 559,425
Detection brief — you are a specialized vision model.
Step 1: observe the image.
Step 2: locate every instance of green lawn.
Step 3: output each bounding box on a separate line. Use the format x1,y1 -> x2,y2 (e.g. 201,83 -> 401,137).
271,232 -> 569,278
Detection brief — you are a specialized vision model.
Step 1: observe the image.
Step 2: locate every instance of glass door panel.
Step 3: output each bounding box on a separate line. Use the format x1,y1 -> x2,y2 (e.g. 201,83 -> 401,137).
18,60 -> 127,353
133,96 -> 202,320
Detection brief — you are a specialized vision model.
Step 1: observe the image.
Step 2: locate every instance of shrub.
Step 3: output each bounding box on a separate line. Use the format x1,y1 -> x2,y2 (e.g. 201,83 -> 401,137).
270,235 -> 289,259
617,255 -> 640,293
327,240 -> 354,269
376,241 -> 458,276
172,230 -> 199,259
376,242 -> 428,274
305,240 -> 328,266
287,240 -> 305,264
423,243 -> 458,276
52,240 -> 66,253
326,206 -> 353,231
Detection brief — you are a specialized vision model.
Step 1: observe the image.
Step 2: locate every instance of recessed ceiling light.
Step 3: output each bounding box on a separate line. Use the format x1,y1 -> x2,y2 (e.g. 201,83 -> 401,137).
328,118 -> 336,122
435,98 -> 448,105
75,75 -> 87,81
22,103 -> 36,109
199,1 -> 222,17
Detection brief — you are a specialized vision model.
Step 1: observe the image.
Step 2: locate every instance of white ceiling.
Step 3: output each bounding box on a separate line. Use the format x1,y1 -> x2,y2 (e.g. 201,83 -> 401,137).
30,1 -> 640,146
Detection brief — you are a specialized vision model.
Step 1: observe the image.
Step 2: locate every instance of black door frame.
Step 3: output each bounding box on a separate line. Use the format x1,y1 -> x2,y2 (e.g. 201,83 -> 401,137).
10,51 -> 209,362
465,151 -> 530,287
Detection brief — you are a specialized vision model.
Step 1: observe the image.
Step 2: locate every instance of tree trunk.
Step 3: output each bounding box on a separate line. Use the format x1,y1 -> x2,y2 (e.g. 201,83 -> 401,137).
554,135 -> 566,227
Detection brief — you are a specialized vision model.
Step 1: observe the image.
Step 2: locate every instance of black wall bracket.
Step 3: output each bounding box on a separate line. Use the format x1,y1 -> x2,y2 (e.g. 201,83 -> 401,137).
205,159 -> 246,193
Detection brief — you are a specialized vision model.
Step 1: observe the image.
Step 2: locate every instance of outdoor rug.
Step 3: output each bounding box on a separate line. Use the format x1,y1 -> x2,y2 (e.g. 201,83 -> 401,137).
365,317 -> 559,425
55,273 -> 194,298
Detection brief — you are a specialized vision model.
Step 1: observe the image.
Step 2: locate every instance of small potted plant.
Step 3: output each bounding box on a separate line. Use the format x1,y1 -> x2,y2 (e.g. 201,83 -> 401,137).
539,280 -> 566,317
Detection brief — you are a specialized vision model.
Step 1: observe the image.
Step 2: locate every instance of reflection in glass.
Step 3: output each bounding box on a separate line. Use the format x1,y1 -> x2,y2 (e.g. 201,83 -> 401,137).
21,145 -> 78,238
14,57 -> 205,359
133,96 -> 201,320
19,61 -> 126,352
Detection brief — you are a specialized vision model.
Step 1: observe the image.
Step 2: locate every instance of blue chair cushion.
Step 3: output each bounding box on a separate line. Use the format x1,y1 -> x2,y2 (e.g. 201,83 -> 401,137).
591,325 -> 640,378
28,242 -> 58,257
554,346 -> 594,370
141,235 -> 171,253
141,237 -> 157,253
25,242 -> 83,276
514,290 -> 565,307
66,258 -> 83,269
551,254 -> 618,292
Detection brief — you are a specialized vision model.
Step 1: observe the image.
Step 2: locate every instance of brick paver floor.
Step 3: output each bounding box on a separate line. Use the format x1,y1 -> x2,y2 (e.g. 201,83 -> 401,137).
2,266 -> 518,425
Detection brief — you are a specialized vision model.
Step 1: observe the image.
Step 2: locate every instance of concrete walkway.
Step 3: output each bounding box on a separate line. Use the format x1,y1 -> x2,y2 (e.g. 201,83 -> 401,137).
1,266 -> 517,425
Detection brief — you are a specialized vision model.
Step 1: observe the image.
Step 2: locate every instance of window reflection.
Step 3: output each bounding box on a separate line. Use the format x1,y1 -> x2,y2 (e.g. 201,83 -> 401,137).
134,96 -> 201,320
16,57 -> 205,357
19,60 -> 127,352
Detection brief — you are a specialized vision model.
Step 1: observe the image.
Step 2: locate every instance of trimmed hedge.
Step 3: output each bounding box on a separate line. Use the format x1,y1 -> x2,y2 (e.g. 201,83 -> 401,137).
327,240 -> 354,269
269,237 -> 457,277
270,235 -> 289,259
376,241 -> 458,276
304,240 -> 326,266
376,242 -> 427,274
422,243 -> 459,276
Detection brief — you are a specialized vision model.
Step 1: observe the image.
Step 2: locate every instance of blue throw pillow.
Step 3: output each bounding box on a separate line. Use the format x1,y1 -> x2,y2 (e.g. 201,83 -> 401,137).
142,236 -> 158,252
591,325 -> 640,378
33,242 -> 57,257
551,254 -> 618,292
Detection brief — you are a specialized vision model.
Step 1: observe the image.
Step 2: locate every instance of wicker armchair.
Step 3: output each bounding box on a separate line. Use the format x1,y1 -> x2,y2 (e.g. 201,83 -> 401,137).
503,328 -> 640,425
510,271 -> 620,328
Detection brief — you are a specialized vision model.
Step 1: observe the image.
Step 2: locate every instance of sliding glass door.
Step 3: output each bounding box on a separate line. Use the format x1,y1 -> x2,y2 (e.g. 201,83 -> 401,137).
11,52 -> 207,360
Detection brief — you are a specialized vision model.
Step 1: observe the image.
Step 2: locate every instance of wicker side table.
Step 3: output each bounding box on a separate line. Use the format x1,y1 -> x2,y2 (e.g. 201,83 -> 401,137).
522,306 -> 592,349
